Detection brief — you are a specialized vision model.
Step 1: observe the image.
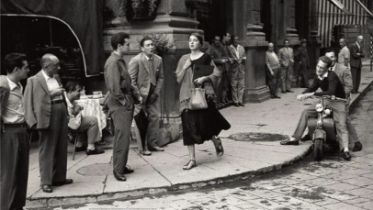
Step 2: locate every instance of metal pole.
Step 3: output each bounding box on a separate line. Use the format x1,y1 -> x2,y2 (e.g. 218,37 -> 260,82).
371,34 -> 373,72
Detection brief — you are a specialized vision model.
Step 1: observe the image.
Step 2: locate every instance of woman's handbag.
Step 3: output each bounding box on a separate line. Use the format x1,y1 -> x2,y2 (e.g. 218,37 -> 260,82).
190,87 -> 208,110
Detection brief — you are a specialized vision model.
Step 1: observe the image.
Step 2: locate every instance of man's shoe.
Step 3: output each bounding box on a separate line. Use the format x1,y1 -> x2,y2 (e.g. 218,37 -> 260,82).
113,171 -> 127,181
150,146 -> 164,152
86,148 -> 105,155
41,184 -> 53,193
342,151 -> 352,161
301,134 -> 311,141
286,90 -> 294,93
352,141 -> 363,152
140,150 -> 152,156
280,139 -> 299,145
52,179 -> 73,186
123,166 -> 134,174
75,146 -> 85,152
238,102 -> 245,106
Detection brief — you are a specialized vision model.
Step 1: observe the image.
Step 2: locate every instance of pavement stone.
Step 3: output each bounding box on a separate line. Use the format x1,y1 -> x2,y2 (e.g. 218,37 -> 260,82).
25,64 -> 373,208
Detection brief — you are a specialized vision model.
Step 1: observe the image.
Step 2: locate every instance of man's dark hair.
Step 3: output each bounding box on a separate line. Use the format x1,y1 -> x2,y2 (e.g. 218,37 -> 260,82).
324,48 -> 336,54
111,32 -> 130,50
318,56 -> 332,68
4,53 -> 27,74
140,36 -> 153,47
65,80 -> 80,92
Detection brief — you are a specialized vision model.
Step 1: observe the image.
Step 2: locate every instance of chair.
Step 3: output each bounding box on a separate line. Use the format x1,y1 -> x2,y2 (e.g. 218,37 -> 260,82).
69,129 -> 80,160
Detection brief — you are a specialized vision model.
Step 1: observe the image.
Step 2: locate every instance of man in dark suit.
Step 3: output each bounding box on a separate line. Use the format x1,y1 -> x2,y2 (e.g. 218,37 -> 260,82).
281,56 -> 352,160
349,35 -> 364,93
129,36 -> 164,155
1,53 -> 30,210
104,32 -> 140,181
24,54 -> 73,193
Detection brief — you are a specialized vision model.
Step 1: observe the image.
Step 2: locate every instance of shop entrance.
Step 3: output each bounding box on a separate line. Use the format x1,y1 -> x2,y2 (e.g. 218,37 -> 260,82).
1,15 -> 84,83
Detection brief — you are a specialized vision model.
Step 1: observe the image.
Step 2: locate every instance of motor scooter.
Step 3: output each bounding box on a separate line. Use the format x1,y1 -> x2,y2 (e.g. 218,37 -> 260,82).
307,95 -> 347,161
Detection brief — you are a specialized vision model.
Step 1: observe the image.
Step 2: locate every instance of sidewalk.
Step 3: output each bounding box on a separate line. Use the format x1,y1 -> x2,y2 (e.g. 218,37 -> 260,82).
26,61 -> 373,209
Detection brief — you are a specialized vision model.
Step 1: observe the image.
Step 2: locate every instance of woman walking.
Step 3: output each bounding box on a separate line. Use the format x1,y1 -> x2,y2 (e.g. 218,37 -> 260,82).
176,33 -> 231,170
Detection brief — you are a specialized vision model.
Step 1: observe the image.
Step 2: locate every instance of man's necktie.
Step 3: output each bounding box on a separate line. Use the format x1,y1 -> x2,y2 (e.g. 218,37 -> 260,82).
148,57 -> 156,85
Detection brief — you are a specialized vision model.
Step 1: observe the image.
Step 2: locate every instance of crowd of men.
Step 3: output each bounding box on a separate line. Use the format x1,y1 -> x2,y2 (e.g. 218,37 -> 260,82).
0,32 -> 366,209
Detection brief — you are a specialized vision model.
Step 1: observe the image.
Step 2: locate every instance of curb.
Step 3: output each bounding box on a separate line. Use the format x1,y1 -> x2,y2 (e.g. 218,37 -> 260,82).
26,65 -> 373,209
26,142 -> 312,209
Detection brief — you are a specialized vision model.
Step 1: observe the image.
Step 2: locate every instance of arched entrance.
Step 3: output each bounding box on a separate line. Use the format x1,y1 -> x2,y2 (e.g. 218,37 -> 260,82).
1,15 -> 86,83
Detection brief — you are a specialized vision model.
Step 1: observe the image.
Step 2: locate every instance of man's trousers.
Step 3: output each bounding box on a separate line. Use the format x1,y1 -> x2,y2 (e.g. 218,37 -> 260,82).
38,102 -> 68,185
350,67 -> 361,92
231,64 -> 245,104
1,125 -> 29,210
111,107 -> 133,174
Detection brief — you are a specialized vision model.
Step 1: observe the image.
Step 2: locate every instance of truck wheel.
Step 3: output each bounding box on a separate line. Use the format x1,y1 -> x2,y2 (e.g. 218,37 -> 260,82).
313,138 -> 324,161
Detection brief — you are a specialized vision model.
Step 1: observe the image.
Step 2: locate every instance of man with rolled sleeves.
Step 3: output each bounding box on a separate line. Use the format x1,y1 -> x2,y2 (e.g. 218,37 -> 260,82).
278,39 -> 294,93
1,53 -> 30,210
24,53 -> 73,193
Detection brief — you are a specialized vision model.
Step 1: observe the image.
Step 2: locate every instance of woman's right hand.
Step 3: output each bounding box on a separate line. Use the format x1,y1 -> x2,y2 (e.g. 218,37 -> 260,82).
183,58 -> 192,70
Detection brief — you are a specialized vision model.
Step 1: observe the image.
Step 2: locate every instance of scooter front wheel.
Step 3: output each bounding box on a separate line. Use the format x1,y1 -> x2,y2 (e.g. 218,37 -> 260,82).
313,138 -> 324,161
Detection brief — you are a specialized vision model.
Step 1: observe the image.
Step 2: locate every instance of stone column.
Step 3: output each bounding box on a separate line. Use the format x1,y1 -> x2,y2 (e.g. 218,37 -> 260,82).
308,0 -> 321,69
285,0 -> 300,44
241,0 -> 270,102
103,0 -> 201,140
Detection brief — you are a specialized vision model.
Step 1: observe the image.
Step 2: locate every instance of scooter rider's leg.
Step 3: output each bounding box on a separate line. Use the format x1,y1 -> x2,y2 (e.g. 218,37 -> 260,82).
281,106 -> 317,145
330,101 -> 351,160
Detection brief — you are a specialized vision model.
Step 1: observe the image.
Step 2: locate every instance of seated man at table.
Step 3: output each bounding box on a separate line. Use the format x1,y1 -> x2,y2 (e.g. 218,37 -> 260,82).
65,81 -> 104,155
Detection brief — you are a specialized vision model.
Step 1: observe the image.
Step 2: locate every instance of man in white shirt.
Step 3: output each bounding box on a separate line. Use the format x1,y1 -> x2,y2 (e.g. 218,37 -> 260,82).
265,43 -> 281,98
24,54 -> 73,193
1,53 -> 30,210
229,35 -> 246,106
338,38 -> 350,68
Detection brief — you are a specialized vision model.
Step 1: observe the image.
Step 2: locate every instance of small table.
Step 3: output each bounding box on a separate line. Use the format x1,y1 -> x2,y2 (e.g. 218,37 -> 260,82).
75,96 -> 107,137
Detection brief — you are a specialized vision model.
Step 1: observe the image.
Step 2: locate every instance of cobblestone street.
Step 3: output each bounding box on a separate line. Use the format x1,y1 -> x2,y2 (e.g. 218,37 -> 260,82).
54,86 -> 373,210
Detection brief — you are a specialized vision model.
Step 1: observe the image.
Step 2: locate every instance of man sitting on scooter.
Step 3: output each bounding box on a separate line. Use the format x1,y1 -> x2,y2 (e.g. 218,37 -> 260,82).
280,56 -> 352,161
325,49 -> 362,152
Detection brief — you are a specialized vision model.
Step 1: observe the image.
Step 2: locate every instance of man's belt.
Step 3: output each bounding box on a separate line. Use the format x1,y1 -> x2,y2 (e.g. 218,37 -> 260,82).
51,99 -> 64,104
3,123 -> 27,128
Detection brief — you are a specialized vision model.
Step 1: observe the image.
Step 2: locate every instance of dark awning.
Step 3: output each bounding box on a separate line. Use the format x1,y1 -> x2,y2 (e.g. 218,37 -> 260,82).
1,0 -> 104,77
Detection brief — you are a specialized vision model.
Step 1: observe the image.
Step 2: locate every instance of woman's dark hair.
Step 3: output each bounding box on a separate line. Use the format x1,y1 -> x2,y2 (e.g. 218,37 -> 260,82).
189,33 -> 203,46
111,32 -> 130,50
4,53 -> 27,73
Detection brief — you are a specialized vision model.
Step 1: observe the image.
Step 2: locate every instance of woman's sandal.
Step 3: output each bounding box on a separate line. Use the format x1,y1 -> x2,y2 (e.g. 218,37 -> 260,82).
212,136 -> 224,157
183,160 -> 197,170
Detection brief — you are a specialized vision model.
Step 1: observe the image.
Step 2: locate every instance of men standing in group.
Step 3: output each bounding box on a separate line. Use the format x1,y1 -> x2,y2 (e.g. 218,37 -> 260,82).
294,39 -> 310,88
24,53 -> 72,193
338,38 -> 350,68
104,32 -> 139,181
325,49 -> 362,152
229,35 -> 246,106
206,35 -> 229,104
1,53 -> 30,210
265,43 -> 281,99
278,39 -> 294,93
350,35 -> 364,93
129,36 -> 164,155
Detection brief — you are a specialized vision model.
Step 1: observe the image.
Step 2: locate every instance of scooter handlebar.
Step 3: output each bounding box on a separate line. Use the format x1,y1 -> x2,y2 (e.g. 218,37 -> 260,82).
310,95 -> 347,102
